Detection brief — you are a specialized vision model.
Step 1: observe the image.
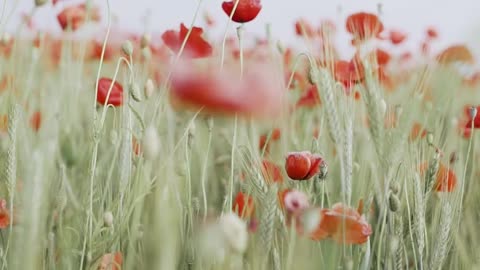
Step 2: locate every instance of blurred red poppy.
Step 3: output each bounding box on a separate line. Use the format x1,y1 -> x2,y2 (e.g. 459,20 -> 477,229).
96,78 -> 123,106
436,44 -> 474,64
30,111 -> 42,132
57,4 -> 100,31
222,0 -> 262,23
426,27 -> 438,40
233,192 -> 255,218
0,199 -> 10,229
169,63 -> 284,118
161,23 -> 212,58
389,30 -> 407,45
296,85 -> 321,108
419,162 -> 457,192
346,12 -> 383,42
98,252 -> 122,270
261,160 -> 283,183
306,203 -> 372,244
295,18 -> 316,37
259,128 -> 281,153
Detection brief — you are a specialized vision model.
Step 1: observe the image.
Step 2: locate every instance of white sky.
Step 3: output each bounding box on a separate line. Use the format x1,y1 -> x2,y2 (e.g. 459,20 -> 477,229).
2,0 -> 480,59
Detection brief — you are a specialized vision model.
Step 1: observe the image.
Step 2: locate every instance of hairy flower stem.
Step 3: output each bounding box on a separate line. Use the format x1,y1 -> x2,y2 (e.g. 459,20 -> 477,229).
220,0 -> 241,70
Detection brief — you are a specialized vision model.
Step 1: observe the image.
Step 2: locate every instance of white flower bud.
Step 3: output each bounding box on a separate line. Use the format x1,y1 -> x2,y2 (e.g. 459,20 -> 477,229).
103,211 -> 114,227
142,126 -> 160,160
144,79 -> 155,99
121,40 -> 134,57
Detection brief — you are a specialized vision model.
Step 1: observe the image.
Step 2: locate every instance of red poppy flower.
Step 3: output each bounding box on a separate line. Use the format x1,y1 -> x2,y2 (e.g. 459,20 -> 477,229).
169,63 -> 284,118
419,162 -> 457,192
222,0 -> 262,23
259,128 -> 281,153
30,111 -> 42,132
0,199 -> 10,229
89,41 -> 115,61
57,4 -> 100,31
285,151 -> 326,181
233,192 -> 255,218
426,27 -> 438,40
346,12 -> 383,41
409,122 -> 427,141
261,160 -> 283,183
334,60 -> 364,84
98,252 -> 122,270
161,23 -> 212,58
354,49 -> 391,67
305,203 -> 372,244
295,18 -> 316,37
296,85 -> 321,108
436,45 -> 474,65
389,30 -> 407,45
96,78 -> 123,106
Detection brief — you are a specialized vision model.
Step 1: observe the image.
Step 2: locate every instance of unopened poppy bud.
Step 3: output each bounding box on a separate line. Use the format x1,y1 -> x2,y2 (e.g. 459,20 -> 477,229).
389,181 -> 400,194
129,82 -> 142,102
0,33 -> 11,46
142,126 -> 160,160
426,132 -> 434,145
144,79 -> 155,98
307,67 -> 316,84
141,47 -> 151,60
140,33 -> 151,49
469,106 -> 477,119
388,193 -> 401,212
35,0 -> 48,7
121,40 -> 134,57
379,99 -> 387,116
60,135 -> 76,167
103,211 -> 114,227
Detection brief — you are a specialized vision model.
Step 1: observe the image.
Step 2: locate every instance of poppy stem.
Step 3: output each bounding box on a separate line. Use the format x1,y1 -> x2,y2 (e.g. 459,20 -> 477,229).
237,25 -> 244,79
220,0 -> 241,71
201,118 -> 213,221
228,115 -> 238,211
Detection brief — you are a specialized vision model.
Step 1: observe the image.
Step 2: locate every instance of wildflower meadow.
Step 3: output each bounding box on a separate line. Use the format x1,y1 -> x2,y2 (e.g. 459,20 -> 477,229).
0,0 -> 479,269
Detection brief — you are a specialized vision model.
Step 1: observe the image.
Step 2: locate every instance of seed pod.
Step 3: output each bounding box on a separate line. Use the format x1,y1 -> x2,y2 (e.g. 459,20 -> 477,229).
389,193 -> 401,212
129,82 -> 142,102
141,47 -> 151,60
469,106 -> 478,119
121,40 -> 134,57
426,132 -> 434,145
103,211 -> 114,227
142,126 -> 160,160
144,79 -> 155,98
140,33 -> 151,49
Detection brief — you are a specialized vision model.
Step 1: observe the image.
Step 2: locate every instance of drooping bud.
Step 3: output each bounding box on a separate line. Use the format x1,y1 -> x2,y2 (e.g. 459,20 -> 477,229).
121,40 -> 134,57
426,132 -> 434,146
388,193 -> 401,212
142,126 -> 160,160
389,181 -> 400,194
144,79 -> 155,98
129,82 -> 142,102
103,211 -> 114,227
469,106 -> 478,119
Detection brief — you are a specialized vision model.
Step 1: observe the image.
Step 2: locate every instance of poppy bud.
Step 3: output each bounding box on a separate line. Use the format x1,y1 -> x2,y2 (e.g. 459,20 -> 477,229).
141,47 -> 151,60
35,0 -> 48,7
60,135 -> 76,167
318,161 -> 328,180
0,33 -> 11,46
121,40 -> 134,57
142,126 -> 160,160
144,79 -> 155,99
129,82 -> 142,102
426,132 -> 434,145
285,151 -> 326,181
103,211 -> 114,227
388,193 -> 401,212
140,33 -> 151,49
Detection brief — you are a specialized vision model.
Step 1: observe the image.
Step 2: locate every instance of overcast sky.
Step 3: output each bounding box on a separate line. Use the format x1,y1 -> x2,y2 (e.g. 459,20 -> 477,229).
2,0 -> 480,59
